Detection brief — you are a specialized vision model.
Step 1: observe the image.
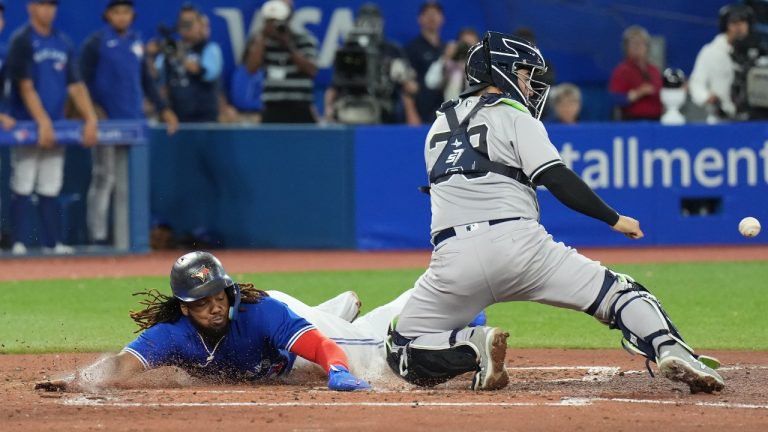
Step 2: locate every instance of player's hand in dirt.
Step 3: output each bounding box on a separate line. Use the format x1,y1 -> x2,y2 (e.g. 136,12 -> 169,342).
35,376 -> 76,392
612,215 -> 644,239
327,365 -> 371,391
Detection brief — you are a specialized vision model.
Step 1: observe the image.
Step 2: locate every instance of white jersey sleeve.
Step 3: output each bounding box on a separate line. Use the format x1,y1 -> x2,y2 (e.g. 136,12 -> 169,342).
509,114 -> 564,182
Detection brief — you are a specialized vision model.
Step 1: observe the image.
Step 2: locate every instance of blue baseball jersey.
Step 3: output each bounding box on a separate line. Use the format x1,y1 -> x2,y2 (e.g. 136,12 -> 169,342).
80,26 -> 166,119
6,24 -> 80,121
123,298 -> 315,380
0,41 -> 8,113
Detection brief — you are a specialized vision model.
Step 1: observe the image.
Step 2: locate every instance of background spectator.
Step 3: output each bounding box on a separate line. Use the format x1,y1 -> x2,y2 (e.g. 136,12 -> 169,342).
156,2 -> 222,122
245,0 -> 317,123
7,0 -> 98,255
689,4 -> 753,123
608,25 -> 663,121
229,33 -> 264,123
0,0 -> 14,130
549,83 -> 582,124
405,1 -> 445,124
424,27 -> 479,102
0,0 -> 16,249
324,3 -> 419,125
80,0 -> 177,245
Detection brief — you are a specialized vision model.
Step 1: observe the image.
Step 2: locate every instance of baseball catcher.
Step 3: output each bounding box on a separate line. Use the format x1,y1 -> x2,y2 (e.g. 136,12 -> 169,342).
36,251 -> 420,392
386,31 -> 724,394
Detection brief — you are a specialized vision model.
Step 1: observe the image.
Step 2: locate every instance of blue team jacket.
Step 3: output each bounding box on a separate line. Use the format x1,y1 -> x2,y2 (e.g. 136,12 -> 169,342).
80,25 -> 166,119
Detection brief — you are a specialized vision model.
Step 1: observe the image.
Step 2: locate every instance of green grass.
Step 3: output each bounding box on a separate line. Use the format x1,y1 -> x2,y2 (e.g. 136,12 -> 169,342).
0,262 -> 766,353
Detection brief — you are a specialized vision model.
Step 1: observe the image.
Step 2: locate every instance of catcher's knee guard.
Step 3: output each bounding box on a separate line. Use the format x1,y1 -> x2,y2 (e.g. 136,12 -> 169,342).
386,327 -> 478,387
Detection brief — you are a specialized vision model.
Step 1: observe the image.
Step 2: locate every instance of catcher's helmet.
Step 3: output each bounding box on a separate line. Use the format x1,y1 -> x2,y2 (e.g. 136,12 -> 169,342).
170,251 -> 242,319
461,31 -> 550,119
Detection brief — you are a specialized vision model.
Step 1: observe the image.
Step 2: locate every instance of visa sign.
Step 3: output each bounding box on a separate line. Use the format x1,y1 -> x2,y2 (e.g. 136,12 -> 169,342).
213,6 -> 355,67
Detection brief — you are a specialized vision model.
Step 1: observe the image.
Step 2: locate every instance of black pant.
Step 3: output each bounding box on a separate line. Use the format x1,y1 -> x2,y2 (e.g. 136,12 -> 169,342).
262,102 -> 316,123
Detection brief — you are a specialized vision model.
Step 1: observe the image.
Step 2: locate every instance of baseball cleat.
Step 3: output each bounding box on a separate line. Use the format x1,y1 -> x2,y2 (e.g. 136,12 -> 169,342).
337,291 -> 362,323
11,242 -> 27,256
42,243 -> 75,255
657,344 -> 724,394
469,326 -> 509,391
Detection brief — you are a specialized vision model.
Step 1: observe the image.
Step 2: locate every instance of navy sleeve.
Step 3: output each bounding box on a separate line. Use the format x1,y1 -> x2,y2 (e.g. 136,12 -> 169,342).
254,297 -> 315,352
6,31 -> 34,82
141,58 -> 167,112
62,33 -> 81,84
80,32 -> 101,88
122,324 -> 177,369
536,164 -> 620,226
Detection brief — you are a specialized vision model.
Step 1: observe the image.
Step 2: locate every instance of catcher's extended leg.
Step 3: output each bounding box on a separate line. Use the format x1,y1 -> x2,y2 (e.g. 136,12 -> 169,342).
591,272 -> 724,393
386,324 -> 509,390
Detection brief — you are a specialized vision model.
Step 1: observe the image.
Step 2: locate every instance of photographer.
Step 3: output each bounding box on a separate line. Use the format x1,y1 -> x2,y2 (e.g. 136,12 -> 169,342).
324,3 -> 419,125
245,0 -> 317,123
689,4 -> 752,122
155,2 -> 222,122
423,27 -> 479,102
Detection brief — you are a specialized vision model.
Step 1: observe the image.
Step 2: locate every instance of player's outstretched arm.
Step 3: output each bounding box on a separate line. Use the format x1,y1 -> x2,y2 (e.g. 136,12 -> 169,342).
536,165 -> 644,239
35,351 -> 145,392
290,329 -> 371,391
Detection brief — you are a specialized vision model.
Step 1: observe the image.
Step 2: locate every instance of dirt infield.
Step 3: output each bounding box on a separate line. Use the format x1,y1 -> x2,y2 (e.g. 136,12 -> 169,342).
3,350 -> 768,431
2,247 -> 768,430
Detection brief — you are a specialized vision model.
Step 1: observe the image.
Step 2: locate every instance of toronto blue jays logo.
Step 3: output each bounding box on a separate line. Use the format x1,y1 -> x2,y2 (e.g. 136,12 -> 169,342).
191,266 -> 210,282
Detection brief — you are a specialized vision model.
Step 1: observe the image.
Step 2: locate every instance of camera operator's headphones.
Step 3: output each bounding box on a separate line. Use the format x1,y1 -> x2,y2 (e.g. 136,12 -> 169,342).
719,4 -> 755,33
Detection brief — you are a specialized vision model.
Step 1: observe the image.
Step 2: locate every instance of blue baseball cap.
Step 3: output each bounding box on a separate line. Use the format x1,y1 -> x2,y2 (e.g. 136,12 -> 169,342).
106,0 -> 134,8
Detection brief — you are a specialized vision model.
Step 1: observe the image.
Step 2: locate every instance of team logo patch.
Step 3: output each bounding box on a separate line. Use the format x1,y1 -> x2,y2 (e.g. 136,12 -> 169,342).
191,266 -> 210,282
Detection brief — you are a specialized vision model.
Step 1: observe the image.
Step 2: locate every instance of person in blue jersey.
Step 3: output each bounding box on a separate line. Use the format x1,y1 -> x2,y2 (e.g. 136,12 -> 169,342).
80,0 -> 178,245
35,251 -> 388,392
0,0 -> 18,249
0,0 -> 16,130
7,0 -> 99,255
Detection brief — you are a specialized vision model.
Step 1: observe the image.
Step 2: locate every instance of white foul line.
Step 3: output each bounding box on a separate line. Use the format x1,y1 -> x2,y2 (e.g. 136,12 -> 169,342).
61,396 -> 768,410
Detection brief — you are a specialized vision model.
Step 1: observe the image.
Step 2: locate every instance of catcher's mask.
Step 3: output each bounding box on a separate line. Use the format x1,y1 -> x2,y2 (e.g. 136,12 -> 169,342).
170,251 -> 242,320
462,31 -> 550,119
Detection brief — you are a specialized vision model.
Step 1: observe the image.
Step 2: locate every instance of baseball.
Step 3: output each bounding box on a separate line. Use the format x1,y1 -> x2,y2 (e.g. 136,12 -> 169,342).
738,217 -> 761,238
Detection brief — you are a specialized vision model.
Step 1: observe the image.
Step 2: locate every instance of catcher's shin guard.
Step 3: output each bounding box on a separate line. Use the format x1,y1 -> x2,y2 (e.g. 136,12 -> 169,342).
386,324 -> 478,387
607,277 -> 709,375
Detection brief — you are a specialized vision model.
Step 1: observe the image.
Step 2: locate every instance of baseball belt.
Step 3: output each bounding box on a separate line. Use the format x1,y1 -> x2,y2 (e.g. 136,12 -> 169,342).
432,217 -> 521,247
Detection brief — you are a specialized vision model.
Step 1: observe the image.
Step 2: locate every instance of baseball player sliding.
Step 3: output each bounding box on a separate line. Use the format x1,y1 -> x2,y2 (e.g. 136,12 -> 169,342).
386,31 -> 724,394
36,251 -> 420,392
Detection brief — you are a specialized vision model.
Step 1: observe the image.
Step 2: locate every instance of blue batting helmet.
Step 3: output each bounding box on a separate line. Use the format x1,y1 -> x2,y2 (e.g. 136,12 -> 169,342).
170,251 -> 242,319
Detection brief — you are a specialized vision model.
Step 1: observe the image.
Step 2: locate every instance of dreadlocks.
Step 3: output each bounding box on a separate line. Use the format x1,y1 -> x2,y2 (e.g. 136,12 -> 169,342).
129,283 -> 269,332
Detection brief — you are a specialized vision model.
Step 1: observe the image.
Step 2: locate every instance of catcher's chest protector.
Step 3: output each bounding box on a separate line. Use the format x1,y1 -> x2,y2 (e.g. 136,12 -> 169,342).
429,96 -> 533,188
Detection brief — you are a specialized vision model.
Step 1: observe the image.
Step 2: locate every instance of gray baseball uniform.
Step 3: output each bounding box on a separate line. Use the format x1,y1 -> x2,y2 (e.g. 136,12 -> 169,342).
389,30 -> 723,393
397,96 -> 635,344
